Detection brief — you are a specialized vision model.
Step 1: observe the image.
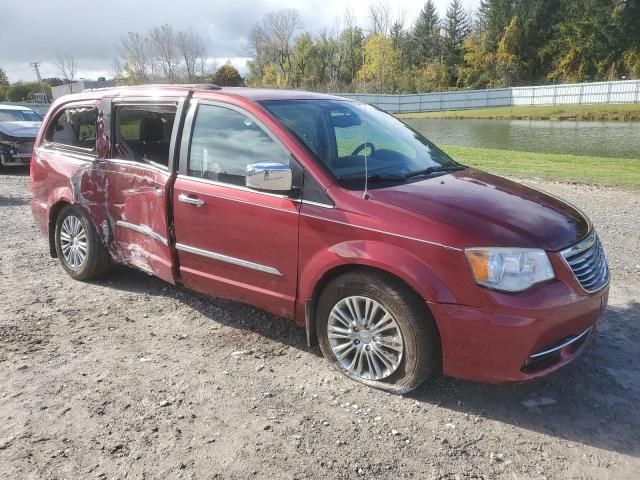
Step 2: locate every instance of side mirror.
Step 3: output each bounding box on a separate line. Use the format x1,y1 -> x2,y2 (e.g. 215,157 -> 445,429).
246,162 -> 293,192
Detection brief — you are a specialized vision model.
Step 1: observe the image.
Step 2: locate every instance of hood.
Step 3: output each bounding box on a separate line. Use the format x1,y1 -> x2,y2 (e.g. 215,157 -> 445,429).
0,121 -> 42,139
369,168 -> 589,251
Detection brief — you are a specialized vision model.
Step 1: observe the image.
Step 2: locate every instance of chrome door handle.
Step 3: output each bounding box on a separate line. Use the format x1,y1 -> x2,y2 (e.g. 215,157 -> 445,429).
178,193 -> 205,207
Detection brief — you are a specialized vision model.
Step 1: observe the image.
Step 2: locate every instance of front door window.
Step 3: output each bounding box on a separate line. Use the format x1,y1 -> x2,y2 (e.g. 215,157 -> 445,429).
188,104 -> 290,186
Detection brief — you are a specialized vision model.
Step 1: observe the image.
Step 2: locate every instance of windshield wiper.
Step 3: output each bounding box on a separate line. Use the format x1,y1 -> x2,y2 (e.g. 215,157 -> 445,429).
338,173 -> 407,183
404,165 -> 465,179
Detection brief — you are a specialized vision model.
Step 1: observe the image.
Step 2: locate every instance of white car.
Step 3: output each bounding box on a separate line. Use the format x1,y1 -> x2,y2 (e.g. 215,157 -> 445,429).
0,105 -> 43,167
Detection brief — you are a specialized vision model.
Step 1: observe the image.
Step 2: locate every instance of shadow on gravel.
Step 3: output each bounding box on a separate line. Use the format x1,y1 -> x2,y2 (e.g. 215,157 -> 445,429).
0,196 -> 30,207
94,266 -> 640,457
408,301 -> 640,458
99,266 -> 310,352
0,167 -> 29,176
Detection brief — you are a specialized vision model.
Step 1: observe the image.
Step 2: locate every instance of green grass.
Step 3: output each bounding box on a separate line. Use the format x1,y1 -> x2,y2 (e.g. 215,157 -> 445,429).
440,145 -> 640,188
119,120 -> 140,140
399,103 -> 640,121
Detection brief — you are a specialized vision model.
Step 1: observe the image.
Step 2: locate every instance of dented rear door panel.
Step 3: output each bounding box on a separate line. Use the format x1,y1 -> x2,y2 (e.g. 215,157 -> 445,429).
96,97 -> 185,284
102,161 -> 175,282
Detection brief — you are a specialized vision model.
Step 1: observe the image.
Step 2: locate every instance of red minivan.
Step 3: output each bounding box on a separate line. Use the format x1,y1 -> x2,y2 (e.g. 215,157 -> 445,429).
30,85 -> 609,393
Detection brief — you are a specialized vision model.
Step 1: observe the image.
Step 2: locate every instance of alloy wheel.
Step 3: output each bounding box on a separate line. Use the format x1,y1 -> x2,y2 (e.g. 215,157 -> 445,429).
327,295 -> 404,381
59,215 -> 88,269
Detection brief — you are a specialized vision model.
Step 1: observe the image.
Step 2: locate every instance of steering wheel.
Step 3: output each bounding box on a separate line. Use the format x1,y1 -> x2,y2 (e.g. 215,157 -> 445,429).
351,142 -> 375,157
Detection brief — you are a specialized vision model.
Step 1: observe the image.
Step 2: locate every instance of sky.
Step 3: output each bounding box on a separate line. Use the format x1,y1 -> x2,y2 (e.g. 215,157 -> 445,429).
0,0 -> 479,83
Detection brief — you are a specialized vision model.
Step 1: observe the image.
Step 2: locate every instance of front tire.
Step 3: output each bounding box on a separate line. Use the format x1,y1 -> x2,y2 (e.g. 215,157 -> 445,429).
316,270 -> 440,394
54,205 -> 111,280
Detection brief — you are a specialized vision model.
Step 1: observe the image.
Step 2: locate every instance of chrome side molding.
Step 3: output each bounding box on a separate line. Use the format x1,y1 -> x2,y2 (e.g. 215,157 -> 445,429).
116,220 -> 168,246
175,243 -> 283,276
529,327 -> 592,359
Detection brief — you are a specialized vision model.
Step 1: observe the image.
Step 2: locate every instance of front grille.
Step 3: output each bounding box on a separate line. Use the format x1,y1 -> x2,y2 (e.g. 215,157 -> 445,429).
18,141 -> 35,155
561,232 -> 608,292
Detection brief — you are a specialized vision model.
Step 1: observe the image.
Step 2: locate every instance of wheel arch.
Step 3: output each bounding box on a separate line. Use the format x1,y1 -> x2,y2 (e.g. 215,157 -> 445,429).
302,255 -> 445,350
48,200 -> 72,258
304,262 -> 445,383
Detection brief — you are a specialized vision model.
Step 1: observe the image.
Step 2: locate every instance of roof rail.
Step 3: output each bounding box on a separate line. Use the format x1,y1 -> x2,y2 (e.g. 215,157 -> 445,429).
82,83 -> 222,93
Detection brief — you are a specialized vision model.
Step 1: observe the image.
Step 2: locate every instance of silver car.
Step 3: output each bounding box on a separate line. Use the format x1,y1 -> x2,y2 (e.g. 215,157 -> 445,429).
0,105 -> 43,167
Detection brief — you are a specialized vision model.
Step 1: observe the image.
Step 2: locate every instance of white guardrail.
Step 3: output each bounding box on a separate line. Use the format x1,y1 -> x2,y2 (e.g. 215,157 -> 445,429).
336,79 -> 640,114
2,79 -> 639,115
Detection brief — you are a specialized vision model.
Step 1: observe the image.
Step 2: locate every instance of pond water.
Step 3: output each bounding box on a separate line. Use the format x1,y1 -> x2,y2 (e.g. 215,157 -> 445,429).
405,118 -> 640,159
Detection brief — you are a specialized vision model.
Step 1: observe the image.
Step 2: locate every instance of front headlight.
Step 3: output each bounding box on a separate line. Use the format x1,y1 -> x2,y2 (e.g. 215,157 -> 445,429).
465,247 -> 555,292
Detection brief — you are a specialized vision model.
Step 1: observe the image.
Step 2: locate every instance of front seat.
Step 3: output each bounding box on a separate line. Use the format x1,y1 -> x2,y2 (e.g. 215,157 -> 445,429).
139,116 -> 169,166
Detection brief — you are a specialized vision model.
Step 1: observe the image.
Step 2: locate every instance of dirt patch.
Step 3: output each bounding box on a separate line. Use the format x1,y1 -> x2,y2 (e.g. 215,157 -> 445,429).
1,169 -> 639,479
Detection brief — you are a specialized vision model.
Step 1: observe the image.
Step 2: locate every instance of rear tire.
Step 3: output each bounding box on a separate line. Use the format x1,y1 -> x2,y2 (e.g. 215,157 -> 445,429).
54,205 -> 111,280
316,270 -> 440,394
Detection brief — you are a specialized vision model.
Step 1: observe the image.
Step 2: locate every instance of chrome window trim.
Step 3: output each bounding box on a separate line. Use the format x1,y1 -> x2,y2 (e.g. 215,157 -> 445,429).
175,243 -> 283,276
178,99 -> 199,175
38,146 -> 95,163
174,184 -> 297,214
176,173 -> 335,208
42,142 -> 97,157
299,199 -> 335,209
529,327 -> 592,359
116,221 -> 168,246
110,100 -> 180,107
176,174 -> 292,200
175,175 -> 337,211
104,157 -> 171,174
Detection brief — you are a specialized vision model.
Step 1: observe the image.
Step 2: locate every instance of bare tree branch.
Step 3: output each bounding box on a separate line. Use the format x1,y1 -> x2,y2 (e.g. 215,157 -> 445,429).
250,9 -> 302,86
176,28 -> 206,82
117,32 -> 150,84
56,55 -> 77,93
149,24 -> 179,83
368,2 -> 391,36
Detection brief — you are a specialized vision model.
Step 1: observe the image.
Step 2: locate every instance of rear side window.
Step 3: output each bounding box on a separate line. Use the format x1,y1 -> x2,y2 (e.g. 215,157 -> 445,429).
46,106 -> 98,151
113,104 -> 177,168
187,104 -> 289,186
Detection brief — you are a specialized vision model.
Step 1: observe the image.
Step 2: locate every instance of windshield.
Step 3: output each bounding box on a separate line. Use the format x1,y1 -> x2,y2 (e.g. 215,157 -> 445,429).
0,109 -> 43,122
260,99 -> 461,185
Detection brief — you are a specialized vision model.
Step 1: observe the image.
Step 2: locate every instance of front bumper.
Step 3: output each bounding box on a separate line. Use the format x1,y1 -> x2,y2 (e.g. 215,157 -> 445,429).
0,153 -> 31,166
429,278 -> 609,383
1,141 -> 34,166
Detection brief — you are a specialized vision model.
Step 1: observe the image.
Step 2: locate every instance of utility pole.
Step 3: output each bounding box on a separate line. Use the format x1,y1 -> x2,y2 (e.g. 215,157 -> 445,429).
30,61 -> 49,103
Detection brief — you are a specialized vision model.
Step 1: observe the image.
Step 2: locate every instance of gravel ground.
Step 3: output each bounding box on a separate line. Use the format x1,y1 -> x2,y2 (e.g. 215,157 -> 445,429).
1,169 -> 639,480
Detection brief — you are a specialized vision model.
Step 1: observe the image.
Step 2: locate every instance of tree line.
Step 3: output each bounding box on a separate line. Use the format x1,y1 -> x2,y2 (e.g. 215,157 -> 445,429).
0,25 -> 245,102
114,25 -> 243,87
0,72 -> 58,102
247,0 -> 640,93
2,0 -> 639,102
